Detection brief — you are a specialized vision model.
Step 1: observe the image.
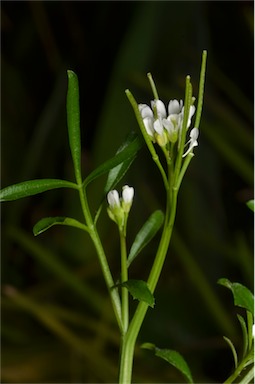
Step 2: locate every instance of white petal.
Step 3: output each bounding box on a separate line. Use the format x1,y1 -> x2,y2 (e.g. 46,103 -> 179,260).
162,118 -> 174,133
153,99 -> 167,119
143,117 -> 154,137
153,119 -> 164,135
107,190 -> 120,207
139,104 -> 153,119
168,99 -> 183,115
122,185 -> 134,204
189,105 -> 196,119
190,127 -> 199,140
182,128 -> 199,157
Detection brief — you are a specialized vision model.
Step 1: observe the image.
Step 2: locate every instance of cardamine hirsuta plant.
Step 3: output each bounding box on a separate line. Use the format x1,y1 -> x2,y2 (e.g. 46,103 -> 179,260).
1,50 -> 254,383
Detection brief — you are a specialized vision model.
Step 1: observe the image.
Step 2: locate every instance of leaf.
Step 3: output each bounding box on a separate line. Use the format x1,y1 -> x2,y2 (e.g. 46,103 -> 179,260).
0,179 -> 78,202
83,134 -> 142,188
33,216 -> 89,236
246,200 -> 254,212
119,279 -> 155,308
237,314 -> 248,359
67,70 -> 81,183
104,132 -> 140,195
218,278 -> 254,314
223,336 -> 238,368
127,210 -> 164,268
141,343 -> 193,383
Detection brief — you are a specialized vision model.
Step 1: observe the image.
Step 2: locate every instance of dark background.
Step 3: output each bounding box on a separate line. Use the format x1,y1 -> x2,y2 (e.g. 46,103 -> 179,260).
1,1 -> 254,383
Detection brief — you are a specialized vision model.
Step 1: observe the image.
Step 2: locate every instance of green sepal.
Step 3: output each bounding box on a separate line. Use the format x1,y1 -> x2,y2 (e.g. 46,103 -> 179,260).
218,278 -> 254,314
33,216 -> 89,236
127,210 -> 164,268
116,279 -> 155,308
141,343 -> 193,383
0,179 -> 77,202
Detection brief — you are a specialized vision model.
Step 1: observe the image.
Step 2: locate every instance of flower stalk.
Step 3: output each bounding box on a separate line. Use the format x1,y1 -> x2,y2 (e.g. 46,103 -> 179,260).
118,50 -> 207,383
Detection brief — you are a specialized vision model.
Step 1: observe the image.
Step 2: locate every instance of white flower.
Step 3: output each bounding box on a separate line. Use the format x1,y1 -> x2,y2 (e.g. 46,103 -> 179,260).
151,99 -> 167,119
139,104 -> 153,120
107,186 -> 134,228
138,98 -> 197,151
122,185 -> 134,204
107,189 -> 120,208
122,185 -> 134,213
138,104 -> 154,137
168,99 -> 183,115
182,127 -> 199,157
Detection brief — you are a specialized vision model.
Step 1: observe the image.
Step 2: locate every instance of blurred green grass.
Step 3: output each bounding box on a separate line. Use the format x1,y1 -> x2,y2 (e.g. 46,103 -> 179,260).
1,2 -> 253,383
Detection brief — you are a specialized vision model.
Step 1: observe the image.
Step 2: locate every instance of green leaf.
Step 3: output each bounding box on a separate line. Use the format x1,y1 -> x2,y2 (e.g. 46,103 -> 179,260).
67,70 -> 82,184
83,135 -> 142,188
218,278 -> 254,314
246,200 -> 254,212
119,279 -> 155,308
237,314 -> 248,359
104,132 -> 140,195
223,336 -> 238,368
141,343 -> 193,383
127,210 -> 164,268
33,216 -> 89,236
0,179 -> 78,202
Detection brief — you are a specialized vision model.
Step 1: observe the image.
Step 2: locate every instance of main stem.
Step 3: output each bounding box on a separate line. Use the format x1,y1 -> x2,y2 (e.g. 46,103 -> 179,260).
118,186 -> 178,383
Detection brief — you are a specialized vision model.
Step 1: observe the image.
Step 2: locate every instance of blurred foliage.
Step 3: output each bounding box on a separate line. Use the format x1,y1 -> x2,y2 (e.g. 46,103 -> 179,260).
1,1 -> 253,383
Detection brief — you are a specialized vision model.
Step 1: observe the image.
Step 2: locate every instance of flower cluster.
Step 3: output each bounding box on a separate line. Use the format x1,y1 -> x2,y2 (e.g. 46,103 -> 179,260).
107,185 -> 134,231
138,99 -> 198,157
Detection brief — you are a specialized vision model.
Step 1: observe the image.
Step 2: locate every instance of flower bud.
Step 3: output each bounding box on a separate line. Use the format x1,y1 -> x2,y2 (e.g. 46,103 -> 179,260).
122,185 -> 134,213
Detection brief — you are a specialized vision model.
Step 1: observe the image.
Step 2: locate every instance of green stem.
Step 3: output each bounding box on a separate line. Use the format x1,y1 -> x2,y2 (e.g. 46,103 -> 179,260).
118,184 -> 178,383
78,184 -> 123,331
120,230 -> 129,332
223,347 -> 254,383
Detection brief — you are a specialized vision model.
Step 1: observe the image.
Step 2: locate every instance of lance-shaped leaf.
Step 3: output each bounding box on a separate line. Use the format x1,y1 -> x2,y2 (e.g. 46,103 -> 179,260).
127,210 -> 164,268
223,336 -> 238,368
141,343 -> 193,383
67,70 -> 82,184
237,314 -> 248,359
117,279 -> 154,308
0,179 -> 78,202
104,132 -> 140,195
218,278 -> 254,314
33,216 -> 89,236
83,134 -> 142,188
